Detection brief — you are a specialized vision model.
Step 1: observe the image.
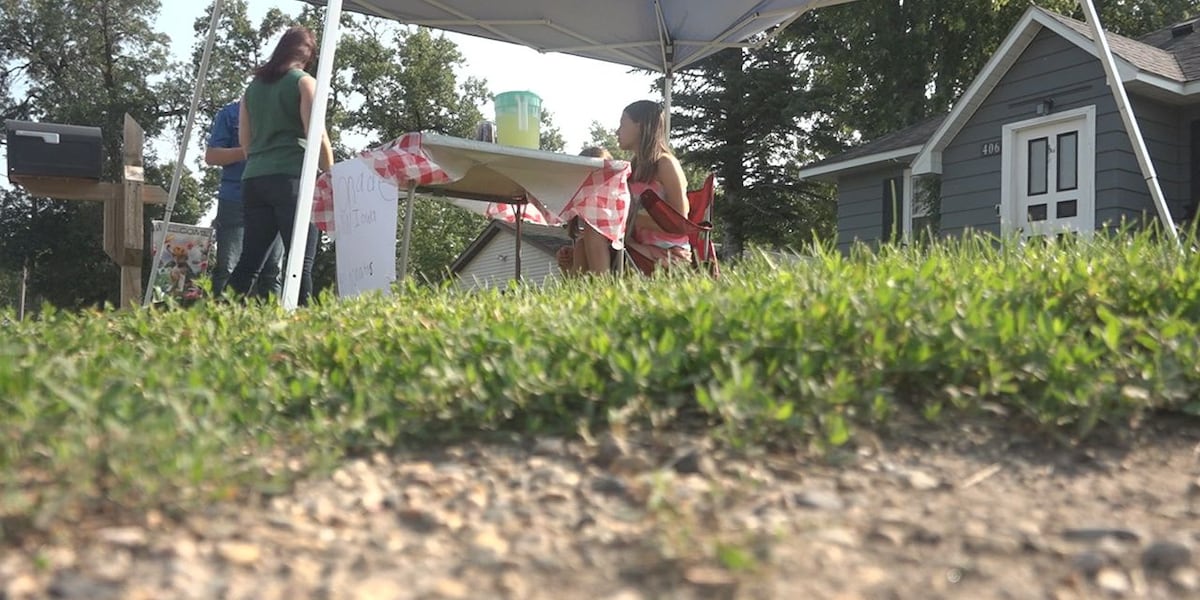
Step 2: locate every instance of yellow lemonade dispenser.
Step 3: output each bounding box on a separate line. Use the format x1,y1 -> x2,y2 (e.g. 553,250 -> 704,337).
494,91 -> 541,149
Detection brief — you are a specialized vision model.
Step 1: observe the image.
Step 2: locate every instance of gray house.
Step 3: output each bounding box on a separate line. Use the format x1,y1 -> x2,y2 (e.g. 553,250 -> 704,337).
449,221 -> 571,290
799,6 -> 1200,250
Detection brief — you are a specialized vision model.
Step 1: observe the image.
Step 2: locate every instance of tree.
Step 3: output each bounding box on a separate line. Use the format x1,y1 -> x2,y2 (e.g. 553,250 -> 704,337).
403,200 -> 485,284
583,121 -> 630,160
539,108 -> 565,152
336,22 -> 489,144
672,39 -> 837,256
184,0 -> 291,122
0,0 -> 203,310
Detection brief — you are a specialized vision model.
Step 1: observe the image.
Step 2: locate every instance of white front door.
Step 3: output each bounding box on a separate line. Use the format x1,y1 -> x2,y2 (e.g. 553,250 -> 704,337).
1002,106 -> 1095,237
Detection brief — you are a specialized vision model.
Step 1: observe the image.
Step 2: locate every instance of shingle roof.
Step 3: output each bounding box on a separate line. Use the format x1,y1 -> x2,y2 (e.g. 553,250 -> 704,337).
800,114 -> 946,172
505,222 -> 572,255
1041,9 -> 1198,83
1137,15 -> 1200,81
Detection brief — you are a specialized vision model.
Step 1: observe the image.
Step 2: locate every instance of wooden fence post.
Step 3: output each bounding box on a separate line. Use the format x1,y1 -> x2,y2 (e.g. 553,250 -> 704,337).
102,115 -> 147,308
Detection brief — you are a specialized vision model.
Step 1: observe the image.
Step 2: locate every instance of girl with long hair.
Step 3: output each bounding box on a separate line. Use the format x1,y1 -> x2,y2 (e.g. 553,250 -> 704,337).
567,100 -> 690,274
616,100 -> 691,269
227,25 -> 334,306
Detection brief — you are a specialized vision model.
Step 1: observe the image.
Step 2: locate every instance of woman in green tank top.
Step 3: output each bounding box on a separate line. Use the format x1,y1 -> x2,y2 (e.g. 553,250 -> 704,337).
227,25 -> 334,306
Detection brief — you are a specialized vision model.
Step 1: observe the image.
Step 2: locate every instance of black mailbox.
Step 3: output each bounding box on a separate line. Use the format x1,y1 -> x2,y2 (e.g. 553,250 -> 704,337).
5,120 -> 103,180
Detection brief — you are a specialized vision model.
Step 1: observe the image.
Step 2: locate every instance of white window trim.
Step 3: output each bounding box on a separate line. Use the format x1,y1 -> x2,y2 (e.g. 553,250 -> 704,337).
999,105 -> 1096,236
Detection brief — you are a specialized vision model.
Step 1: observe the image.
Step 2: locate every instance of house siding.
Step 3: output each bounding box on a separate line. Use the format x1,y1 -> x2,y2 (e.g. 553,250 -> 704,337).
455,229 -> 560,290
835,165 -> 906,252
1186,106 -> 1200,220
940,27 -> 1194,236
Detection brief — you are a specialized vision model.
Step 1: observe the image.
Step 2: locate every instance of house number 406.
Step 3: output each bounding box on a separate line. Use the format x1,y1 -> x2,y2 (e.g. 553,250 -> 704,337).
980,141 -> 1002,157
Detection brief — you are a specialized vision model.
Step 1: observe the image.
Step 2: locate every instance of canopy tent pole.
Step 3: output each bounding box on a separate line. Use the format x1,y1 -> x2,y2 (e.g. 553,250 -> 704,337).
1077,0 -> 1179,245
653,0 -> 673,136
663,70 -> 673,136
398,180 -> 417,279
282,0 -> 345,309
514,201 -> 525,280
142,0 -> 224,307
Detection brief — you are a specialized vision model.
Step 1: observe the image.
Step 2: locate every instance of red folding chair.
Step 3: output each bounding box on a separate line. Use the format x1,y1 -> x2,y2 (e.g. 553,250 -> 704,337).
621,173 -> 720,277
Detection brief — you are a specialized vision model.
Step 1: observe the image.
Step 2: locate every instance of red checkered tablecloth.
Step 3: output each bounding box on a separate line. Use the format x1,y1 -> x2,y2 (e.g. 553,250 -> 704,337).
313,133 -> 450,237
558,161 -> 632,248
313,133 -> 631,246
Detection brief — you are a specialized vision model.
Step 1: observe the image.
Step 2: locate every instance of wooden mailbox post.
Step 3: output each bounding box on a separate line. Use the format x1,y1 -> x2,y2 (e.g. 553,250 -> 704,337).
10,114 -> 168,309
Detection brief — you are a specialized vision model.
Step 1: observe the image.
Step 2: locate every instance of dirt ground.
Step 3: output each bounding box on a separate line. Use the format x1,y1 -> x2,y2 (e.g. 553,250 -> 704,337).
2,416 -> 1199,600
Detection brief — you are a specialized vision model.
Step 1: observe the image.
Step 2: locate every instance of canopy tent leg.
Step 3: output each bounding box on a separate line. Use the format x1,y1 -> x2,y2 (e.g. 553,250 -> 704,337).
1078,0 -> 1179,245
143,0 -> 224,307
663,69 -> 673,136
514,202 -> 527,281
398,180 -> 417,280
282,0 -> 345,309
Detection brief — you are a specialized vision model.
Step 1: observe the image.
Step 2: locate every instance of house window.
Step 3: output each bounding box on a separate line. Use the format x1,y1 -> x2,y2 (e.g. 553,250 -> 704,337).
910,178 -> 937,238
882,176 -> 903,242
1028,137 -> 1049,196
1057,132 -> 1078,191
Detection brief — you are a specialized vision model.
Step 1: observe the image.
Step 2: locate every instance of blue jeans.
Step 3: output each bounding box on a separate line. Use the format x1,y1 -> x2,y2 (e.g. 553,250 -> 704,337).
228,175 -> 319,305
212,198 -> 283,298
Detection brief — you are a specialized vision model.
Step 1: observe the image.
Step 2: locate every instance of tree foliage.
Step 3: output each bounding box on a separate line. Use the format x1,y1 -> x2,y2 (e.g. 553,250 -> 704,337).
672,40 -> 837,256
185,1 -> 291,121
0,0 -> 204,309
402,200 -> 486,284
539,108 -> 565,152
334,22 -> 488,145
584,121 -> 630,160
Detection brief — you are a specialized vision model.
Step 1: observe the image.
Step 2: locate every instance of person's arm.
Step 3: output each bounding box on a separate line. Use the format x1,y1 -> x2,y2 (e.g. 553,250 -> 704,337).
205,146 -> 247,166
298,75 -> 334,171
656,154 -> 690,216
238,99 -> 251,157
204,106 -> 249,166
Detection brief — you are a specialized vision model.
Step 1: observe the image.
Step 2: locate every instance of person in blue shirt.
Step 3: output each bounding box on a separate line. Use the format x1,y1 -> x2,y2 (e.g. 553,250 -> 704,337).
205,100 -> 283,298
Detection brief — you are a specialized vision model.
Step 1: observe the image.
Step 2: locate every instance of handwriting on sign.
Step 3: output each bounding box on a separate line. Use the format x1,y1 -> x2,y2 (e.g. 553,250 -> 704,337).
335,170 -> 393,230
352,208 -> 377,228
348,261 -> 374,282
331,159 -> 399,298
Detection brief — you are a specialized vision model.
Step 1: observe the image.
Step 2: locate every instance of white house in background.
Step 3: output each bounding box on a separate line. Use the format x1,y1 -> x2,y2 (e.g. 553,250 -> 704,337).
799,6 -> 1200,251
450,221 -> 572,290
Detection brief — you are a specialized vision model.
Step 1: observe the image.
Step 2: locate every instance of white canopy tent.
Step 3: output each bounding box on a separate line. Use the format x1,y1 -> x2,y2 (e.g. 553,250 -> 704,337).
301,0 -> 857,132
151,0 -> 1178,310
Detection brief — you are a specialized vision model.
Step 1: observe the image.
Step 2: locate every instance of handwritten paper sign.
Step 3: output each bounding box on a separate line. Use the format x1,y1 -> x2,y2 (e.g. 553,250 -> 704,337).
332,158 -> 399,298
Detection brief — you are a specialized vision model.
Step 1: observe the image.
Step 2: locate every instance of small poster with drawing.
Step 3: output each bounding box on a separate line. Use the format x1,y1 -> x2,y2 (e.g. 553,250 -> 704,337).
149,221 -> 215,303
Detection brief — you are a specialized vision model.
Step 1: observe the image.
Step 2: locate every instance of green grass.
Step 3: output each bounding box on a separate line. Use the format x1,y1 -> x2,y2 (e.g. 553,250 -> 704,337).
3,231 -> 1200,540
